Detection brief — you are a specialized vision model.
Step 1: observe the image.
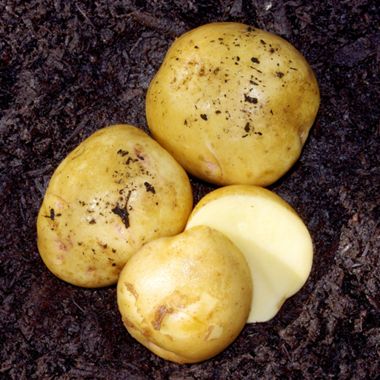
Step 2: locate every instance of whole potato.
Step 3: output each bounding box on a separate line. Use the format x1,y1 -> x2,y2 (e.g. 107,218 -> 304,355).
37,124 -> 193,288
146,22 -> 320,186
117,226 -> 252,364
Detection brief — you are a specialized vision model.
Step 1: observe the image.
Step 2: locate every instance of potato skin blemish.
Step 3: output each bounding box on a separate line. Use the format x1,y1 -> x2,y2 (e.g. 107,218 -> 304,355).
152,305 -> 174,330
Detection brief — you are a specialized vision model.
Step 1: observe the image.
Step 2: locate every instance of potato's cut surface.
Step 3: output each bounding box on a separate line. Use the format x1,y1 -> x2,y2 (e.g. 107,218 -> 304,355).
146,22 -> 320,186
37,124 -> 193,288
117,226 -> 252,364
186,186 -> 313,323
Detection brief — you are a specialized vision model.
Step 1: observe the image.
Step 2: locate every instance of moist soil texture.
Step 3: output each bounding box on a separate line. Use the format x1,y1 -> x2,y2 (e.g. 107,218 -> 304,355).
0,1 -> 379,379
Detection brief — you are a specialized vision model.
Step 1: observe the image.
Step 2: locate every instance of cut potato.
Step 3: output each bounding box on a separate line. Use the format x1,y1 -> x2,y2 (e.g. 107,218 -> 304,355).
117,226 -> 252,363
146,22 -> 320,186
186,185 -> 313,322
37,124 -> 193,288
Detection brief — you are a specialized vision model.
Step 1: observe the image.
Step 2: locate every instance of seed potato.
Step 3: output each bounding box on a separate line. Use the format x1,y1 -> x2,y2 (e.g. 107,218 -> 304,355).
117,226 -> 252,364
146,22 -> 320,186
37,124 -> 193,288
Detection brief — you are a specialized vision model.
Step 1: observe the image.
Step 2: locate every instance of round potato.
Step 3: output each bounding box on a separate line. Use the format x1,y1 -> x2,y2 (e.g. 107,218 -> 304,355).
146,22 -> 320,186
117,226 -> 252,364
37,124 -> 193,288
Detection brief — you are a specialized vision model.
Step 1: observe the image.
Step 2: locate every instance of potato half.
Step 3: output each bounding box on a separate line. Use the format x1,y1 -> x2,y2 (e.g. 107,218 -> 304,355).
146,22 -> 320,186
186,185 -> 313,323
37,124 -> 193,287
117,226 -> 252,364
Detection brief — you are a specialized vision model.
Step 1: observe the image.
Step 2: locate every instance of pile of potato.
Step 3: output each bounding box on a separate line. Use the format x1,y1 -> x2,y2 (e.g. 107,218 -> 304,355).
37,23 -> 319,363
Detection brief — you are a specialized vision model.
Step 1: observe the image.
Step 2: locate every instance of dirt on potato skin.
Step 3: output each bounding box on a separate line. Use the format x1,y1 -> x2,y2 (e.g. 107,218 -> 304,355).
0,1 -> 379,379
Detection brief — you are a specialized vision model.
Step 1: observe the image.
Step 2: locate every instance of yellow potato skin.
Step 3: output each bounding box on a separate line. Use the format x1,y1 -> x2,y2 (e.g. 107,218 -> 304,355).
117,226 -> 252,364
37,124 -> 193,288
146,22 -> 320,186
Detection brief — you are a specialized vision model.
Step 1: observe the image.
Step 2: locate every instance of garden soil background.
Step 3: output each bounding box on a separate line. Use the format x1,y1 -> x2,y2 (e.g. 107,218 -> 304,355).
0,1 -> 379,379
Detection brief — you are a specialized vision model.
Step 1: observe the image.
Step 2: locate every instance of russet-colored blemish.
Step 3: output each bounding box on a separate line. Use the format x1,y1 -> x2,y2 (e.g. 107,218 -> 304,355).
166,290 -> 189,309
125,282 -> 138,300
123,317 -> 135,329
152,305 -> 174,331
55,238 -> 72,252
57,241 -> 67,251
134,144 -> 145,161
142,328 -> 152,338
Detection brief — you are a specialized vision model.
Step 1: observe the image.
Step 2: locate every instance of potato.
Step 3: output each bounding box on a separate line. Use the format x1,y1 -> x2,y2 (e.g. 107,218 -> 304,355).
37,124 -> 193,288
117,226 -> 252,364
146,22 -> 320,186
186,185 -> 313,322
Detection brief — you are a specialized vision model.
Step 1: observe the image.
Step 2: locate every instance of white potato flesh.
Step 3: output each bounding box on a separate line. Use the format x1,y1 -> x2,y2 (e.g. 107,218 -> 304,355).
117,226 -> 252,363
186,185 -> 313,322
37,124 -> 193,288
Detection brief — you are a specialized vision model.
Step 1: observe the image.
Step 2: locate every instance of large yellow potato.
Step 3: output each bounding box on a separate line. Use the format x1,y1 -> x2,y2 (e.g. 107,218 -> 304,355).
186,185 -> 313,323
117,226 -> 252,364
146,22 -> 320,186
37,124 -> 193,288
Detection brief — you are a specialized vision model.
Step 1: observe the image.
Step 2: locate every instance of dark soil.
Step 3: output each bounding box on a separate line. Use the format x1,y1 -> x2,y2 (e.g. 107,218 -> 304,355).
1,1 -> 379,379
